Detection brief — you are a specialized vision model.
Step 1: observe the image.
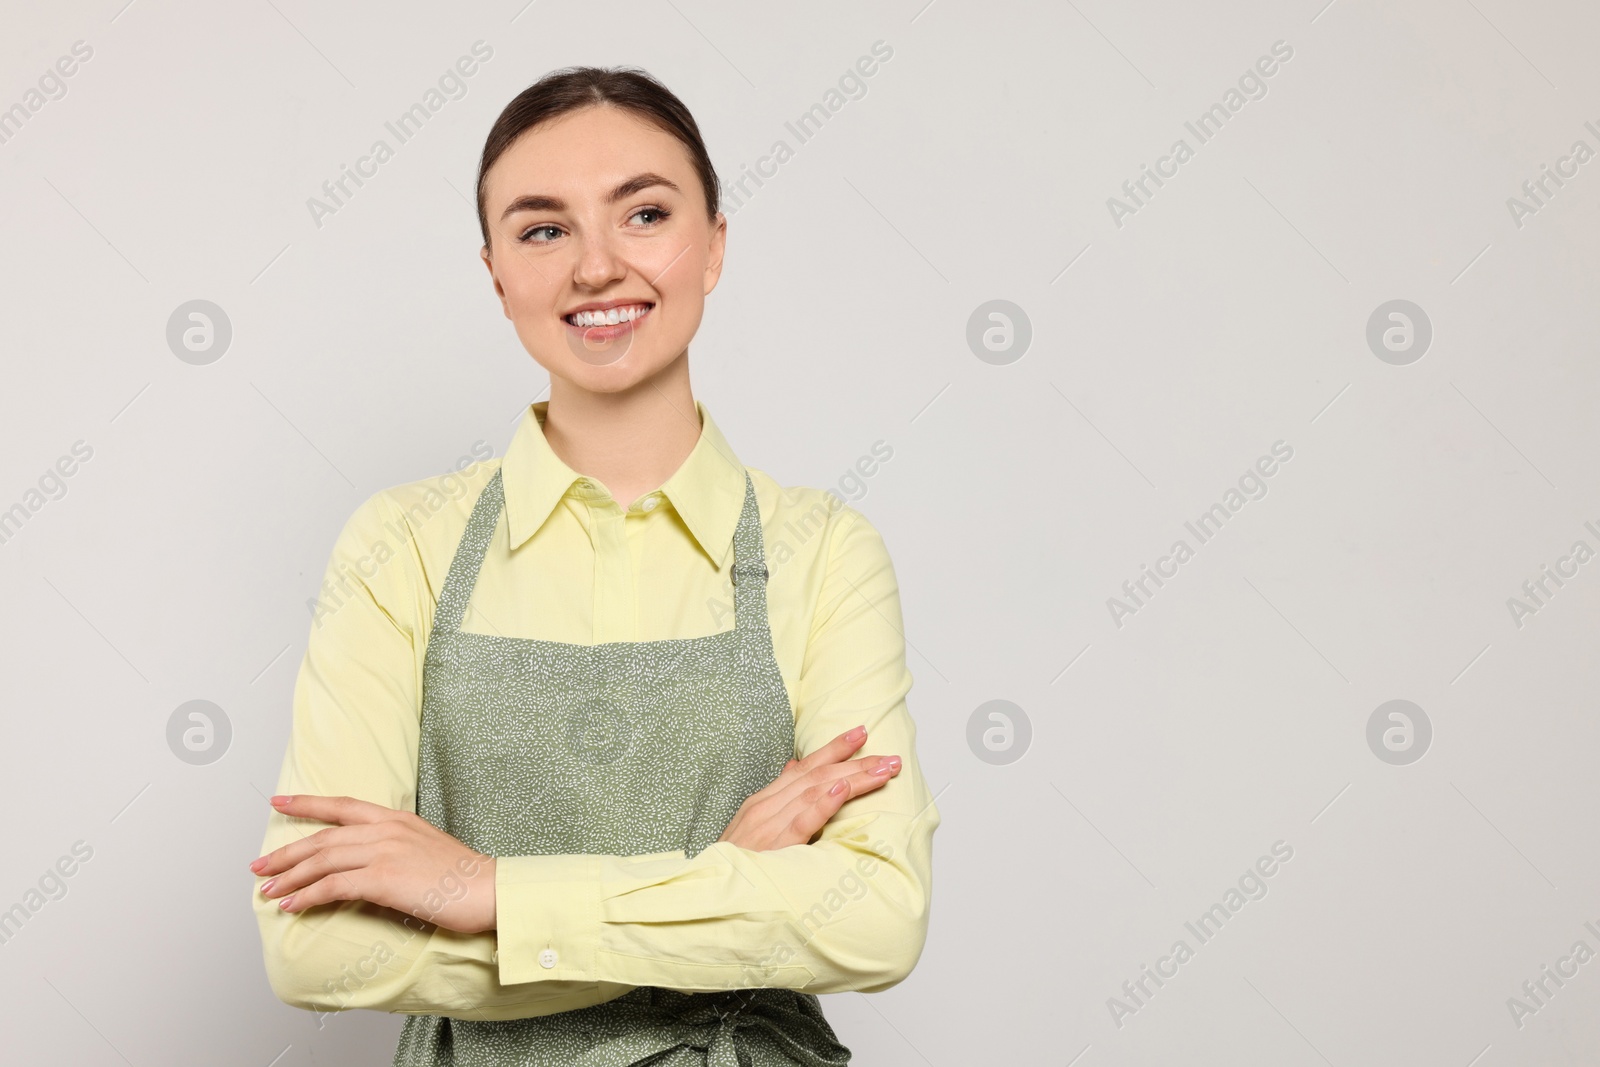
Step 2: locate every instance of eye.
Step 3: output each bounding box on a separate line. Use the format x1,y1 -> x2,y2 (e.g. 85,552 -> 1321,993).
628,205 -> 672,227
519,224 -> 564,244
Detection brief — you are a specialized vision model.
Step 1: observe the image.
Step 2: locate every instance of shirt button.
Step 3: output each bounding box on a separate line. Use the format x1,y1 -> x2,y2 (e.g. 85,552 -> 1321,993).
642,495 -> 659,512
539,948 -> 559,969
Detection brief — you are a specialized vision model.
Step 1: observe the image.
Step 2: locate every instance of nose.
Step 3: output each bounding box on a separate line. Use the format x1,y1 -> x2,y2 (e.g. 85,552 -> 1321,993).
571,224 -> 627,291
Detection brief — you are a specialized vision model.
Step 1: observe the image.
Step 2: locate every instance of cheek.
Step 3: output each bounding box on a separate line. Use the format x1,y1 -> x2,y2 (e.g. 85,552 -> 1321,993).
500,261 -> 560,316
640,242 -> 703,297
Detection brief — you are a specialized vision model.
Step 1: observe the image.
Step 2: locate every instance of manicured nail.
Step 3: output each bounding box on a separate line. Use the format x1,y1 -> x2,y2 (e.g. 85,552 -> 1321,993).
249,858 -> 266,873
278,895 -> 295,911
271,795 -> 290,807
260,879 -> 277,895
870,757 -> 900,776
844,725 -> 866,742
829,780 -> 847,796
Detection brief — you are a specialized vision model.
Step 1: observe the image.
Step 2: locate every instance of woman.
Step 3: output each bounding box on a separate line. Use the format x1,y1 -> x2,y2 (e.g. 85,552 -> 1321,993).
250,65 -> 940,1065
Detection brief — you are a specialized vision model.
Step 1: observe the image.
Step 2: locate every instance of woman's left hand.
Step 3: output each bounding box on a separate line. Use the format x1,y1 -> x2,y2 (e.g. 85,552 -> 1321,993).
250,794 -> 497,935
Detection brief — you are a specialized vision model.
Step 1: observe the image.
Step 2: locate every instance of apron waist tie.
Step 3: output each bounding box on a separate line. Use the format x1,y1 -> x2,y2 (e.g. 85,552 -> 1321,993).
568,989 -> 852,1067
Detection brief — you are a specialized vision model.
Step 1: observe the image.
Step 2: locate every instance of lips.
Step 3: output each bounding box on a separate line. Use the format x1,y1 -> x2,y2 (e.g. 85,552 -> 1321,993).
561,301 -> 654,341
561,300 -> 654,327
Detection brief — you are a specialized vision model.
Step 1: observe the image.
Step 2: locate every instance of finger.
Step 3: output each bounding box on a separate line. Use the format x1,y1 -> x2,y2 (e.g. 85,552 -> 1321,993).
751,756 -> 900,846
260,842 -> 370,902
745,751 -> 902,819
791,726 -> 871,775
275,866 -> 370,913
255,823 -> 374,877
731,763 -> 792,817
786,769 -> 893,845
774,758 -> 902,844
763,753 -> 898,810
744,750 -> 834,809
271,793 -> 392,827
732,749 -> 894,831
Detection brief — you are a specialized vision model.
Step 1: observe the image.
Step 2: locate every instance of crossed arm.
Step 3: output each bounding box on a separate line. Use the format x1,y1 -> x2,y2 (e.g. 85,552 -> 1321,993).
249,492 -> 941,1020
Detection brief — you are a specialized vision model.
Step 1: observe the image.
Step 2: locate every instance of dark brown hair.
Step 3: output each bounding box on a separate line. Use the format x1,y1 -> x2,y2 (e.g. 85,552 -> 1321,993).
474,65 -> 721,250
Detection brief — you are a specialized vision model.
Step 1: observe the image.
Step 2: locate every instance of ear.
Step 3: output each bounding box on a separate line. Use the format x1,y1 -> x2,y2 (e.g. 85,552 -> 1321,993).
480,244 -> 511,318
702,211 -> 727,296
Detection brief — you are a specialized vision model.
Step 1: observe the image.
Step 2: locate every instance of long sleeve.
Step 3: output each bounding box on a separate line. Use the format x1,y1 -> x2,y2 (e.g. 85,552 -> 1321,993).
494,504 -> 941,993
252,489 -> 637,1021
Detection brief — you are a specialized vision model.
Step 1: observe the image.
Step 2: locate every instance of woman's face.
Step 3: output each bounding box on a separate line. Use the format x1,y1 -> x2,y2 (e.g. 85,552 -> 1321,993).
479,103 -> 725,390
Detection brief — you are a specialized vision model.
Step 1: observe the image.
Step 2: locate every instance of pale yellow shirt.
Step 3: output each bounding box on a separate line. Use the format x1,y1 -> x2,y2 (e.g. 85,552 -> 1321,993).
253,399 -> 940,1021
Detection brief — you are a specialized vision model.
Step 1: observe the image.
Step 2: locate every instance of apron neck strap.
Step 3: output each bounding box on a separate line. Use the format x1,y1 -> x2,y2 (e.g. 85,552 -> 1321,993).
727,469 -> 771,630
432,467 -> 506,636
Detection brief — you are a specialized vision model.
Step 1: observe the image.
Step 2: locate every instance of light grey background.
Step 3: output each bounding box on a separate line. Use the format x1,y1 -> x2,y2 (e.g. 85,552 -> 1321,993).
2,0 -> 1597,1063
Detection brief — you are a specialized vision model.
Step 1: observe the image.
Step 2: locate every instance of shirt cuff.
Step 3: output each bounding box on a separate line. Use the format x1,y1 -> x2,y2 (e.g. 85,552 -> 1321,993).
494,853 -> 605,986
494,850 -> 694,987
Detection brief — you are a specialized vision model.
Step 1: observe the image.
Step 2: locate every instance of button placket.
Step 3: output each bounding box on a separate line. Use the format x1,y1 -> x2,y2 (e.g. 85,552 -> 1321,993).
594,508 -> 633,643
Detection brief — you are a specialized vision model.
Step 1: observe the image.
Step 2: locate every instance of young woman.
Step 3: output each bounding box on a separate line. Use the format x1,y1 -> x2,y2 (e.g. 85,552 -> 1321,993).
250,66 -> 940,1065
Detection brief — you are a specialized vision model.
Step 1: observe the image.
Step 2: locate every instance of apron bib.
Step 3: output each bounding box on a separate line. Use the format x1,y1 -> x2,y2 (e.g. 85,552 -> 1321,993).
391,467 -> 852,1066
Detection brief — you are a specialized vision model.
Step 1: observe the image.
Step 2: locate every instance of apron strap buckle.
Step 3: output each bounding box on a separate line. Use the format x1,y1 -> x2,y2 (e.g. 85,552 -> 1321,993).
730,561 -> 768,586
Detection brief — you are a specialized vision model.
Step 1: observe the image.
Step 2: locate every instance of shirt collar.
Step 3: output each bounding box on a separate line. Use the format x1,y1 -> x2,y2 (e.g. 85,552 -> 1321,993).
501,398 -> 749,570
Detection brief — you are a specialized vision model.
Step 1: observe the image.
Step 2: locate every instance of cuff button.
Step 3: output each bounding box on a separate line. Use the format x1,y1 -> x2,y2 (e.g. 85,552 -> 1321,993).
538,948 -> 559,969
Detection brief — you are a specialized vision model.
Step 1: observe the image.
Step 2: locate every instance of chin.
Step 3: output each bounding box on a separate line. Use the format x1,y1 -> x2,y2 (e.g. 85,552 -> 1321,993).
521,322 -> 677,380
546,349 -> 677,393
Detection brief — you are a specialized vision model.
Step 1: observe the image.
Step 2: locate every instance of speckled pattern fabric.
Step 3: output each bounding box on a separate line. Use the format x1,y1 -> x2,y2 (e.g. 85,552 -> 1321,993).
392,467 -> 852,1066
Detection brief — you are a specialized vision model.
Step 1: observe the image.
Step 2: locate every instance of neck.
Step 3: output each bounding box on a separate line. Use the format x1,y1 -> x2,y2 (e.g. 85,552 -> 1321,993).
540,354 -> 701,509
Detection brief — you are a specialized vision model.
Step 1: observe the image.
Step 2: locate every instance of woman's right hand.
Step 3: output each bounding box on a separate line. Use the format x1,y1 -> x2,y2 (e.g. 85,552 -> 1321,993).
717,725 -> 901,852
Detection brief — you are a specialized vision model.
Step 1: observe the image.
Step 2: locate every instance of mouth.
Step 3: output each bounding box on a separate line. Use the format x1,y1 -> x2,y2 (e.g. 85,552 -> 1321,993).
561,301 -> 655,340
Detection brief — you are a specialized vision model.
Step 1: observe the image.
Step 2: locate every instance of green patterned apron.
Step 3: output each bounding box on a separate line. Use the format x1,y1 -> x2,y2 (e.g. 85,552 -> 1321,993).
392,466 -> 852,1066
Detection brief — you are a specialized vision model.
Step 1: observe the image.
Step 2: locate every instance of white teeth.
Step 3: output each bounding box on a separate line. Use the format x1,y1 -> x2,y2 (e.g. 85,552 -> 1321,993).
566,303 -> 651,327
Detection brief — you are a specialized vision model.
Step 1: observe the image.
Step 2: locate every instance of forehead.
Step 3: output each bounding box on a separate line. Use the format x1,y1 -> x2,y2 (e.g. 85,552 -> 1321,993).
483,104 -> 696,205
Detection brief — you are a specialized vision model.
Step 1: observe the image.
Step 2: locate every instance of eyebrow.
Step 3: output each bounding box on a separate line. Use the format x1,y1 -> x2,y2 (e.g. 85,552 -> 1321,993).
498,172 -> 683,221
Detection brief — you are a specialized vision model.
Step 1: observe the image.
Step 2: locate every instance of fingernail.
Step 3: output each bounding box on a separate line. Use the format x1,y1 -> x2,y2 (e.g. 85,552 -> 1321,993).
270,795 -> 290,807
871,757 -> 901,776
249,858 -> 265,873
829,780 -> 847,796
845,725 -> 866,742
278,895 -> 295,911
260,879 -> 277,895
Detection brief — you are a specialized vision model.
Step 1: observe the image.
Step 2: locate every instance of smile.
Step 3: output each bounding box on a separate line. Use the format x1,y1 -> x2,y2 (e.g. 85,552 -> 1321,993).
562,303 -> 654,328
